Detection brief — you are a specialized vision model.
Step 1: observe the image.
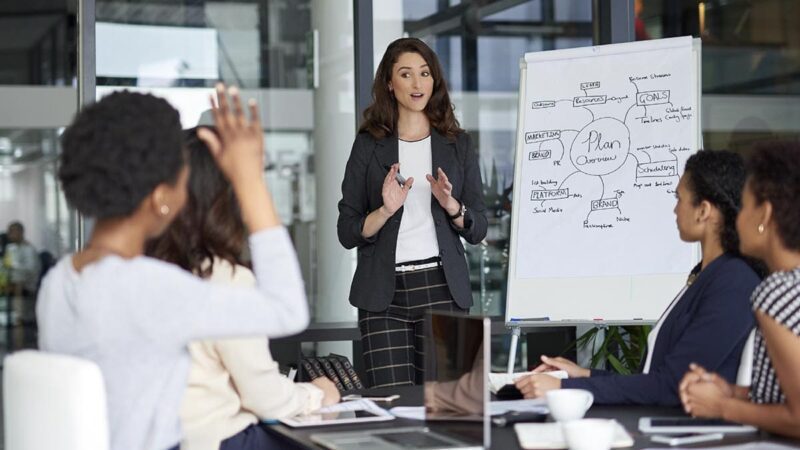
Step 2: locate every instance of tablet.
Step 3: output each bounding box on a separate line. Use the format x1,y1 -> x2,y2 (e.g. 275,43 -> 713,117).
279,401 -> 395,428
639,417 -> 757,434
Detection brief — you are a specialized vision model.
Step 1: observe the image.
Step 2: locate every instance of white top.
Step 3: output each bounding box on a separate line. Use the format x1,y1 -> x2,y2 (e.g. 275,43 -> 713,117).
642,284 -> 689,373
397,136 -> 439,263
37,227 -> 309,450
181,258 -> 323,450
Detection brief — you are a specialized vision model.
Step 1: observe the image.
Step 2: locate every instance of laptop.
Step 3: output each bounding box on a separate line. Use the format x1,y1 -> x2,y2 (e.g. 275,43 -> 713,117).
311,311 -> 491,449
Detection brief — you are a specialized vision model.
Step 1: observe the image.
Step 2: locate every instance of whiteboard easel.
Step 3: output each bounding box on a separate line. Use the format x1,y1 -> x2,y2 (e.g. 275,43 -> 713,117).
505,37 -> 702,372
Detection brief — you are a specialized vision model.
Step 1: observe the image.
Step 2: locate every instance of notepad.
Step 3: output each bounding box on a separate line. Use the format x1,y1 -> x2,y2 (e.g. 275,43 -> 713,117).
489,370 -> 569,394
514,421 -> 633,449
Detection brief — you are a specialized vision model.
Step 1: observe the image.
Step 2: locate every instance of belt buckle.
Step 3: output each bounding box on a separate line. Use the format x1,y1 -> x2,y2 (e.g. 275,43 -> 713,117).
397,263 -> 415,272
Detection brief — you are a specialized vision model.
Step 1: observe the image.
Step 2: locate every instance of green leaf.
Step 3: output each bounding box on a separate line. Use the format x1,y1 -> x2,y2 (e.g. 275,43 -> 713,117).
570,325 -> 651,374
607,354 -> 630,375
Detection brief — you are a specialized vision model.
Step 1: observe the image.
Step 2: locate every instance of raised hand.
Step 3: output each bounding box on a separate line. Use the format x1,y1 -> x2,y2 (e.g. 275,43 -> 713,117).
532,355 -> 591,378
199,83 -> 278,232
381,163 -> 414,216
197,83 -> 264,188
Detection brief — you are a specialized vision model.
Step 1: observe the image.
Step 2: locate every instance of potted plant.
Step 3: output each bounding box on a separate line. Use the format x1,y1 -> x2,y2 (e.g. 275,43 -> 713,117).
574,325 -> 652,374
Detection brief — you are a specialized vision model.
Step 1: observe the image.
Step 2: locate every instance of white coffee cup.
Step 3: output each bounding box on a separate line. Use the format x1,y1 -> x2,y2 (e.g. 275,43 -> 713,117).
562,418 -> 615,450
545,389 -> 594,421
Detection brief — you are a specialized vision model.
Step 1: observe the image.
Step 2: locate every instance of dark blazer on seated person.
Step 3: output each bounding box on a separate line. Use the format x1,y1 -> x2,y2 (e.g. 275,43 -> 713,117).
337,130 -> 488,312
562,253 -> 759,406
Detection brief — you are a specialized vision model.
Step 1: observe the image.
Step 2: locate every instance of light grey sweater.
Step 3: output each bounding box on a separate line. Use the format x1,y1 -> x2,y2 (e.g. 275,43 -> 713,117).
37,227 -> 309,450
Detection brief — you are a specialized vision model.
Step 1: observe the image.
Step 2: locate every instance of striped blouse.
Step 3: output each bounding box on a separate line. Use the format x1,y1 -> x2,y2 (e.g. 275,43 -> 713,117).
750,266 -> 800,404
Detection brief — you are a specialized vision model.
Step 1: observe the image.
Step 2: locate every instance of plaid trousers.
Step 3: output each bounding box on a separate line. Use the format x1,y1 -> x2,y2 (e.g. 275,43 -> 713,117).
358,258 -> 465,388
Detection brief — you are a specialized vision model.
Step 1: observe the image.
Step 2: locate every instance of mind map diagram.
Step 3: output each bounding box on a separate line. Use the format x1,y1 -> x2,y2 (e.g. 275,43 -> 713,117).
513,38 -> 698,280
523,73 -> 695,229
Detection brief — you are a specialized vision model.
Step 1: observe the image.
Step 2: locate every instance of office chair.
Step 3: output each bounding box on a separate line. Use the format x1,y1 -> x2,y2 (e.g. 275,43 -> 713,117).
3,350 -> 109,450
736,329 -> 756,386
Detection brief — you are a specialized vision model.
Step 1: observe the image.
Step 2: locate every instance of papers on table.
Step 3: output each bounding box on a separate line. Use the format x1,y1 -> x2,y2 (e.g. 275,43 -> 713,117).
491,399 -> 548,415
390,399 -> 548,421
317,399 -> 380,412
389,406 -> 426,421
489,370 -> 569,394
515,421 -> 633,449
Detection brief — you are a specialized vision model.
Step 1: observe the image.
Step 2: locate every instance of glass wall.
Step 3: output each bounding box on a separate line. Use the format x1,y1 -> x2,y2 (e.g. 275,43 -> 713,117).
9,0 -> 795,365
0,1 -> 78,354
636,0 -> 800,152
93,0 -> 357,328
374,0 -> 594,318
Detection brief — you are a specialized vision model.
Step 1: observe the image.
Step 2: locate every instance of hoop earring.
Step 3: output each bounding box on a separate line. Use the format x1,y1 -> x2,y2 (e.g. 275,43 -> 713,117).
757,224 -> 765,234
160,205 -> 170,216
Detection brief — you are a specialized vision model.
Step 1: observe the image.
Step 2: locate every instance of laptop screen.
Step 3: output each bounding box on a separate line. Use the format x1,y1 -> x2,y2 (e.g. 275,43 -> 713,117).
423,311 -> 490,448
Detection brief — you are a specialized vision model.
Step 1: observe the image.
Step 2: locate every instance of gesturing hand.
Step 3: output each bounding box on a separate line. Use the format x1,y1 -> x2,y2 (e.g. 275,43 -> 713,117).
198,83 -> 264,187
381,163 -> 414,216
426,167 -> 462,217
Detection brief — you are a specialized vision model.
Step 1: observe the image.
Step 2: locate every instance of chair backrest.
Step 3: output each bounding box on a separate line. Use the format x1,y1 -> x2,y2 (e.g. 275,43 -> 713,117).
3,350 -> 110,450
736,329 -> 756,386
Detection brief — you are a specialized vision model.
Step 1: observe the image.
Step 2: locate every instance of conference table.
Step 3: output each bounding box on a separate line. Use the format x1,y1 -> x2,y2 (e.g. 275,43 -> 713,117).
265,385 -> 800,449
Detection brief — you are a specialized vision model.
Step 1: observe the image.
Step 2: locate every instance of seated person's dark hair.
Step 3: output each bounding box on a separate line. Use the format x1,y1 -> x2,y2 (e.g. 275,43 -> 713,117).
684,150 -> 746,255
746,141 -> 800,251
58,91 -> 184,219
685,149 -> 767,277
146,127 -> 247,277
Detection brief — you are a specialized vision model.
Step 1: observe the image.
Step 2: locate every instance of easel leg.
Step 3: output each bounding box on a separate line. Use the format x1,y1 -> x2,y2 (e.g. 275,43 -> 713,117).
507,326 -> 521,374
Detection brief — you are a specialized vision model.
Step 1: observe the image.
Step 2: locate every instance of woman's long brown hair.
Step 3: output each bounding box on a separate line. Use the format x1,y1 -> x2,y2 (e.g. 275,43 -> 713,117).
359,37 -> 463,141
146,127 -> 247,278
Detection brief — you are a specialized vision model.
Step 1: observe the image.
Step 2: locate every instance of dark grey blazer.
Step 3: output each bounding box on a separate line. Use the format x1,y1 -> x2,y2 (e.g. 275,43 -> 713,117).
337,129 -> 488,312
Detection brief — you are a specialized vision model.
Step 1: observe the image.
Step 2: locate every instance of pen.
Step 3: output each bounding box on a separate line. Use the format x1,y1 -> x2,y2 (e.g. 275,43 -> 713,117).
383,164 -> 408,188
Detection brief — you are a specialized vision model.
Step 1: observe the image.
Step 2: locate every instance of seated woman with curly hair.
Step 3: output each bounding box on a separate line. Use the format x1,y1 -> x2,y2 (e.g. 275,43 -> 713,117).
37,86 -> 308,450
680,141 -> 800,438
147,128 -> 340,450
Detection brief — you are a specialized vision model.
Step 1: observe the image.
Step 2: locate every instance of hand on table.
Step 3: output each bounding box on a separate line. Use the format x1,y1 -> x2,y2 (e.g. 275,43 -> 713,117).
514,373 -> 562,399
679,363 -> 734,417
312,377 -> 341,407
532,355 -> 590,378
